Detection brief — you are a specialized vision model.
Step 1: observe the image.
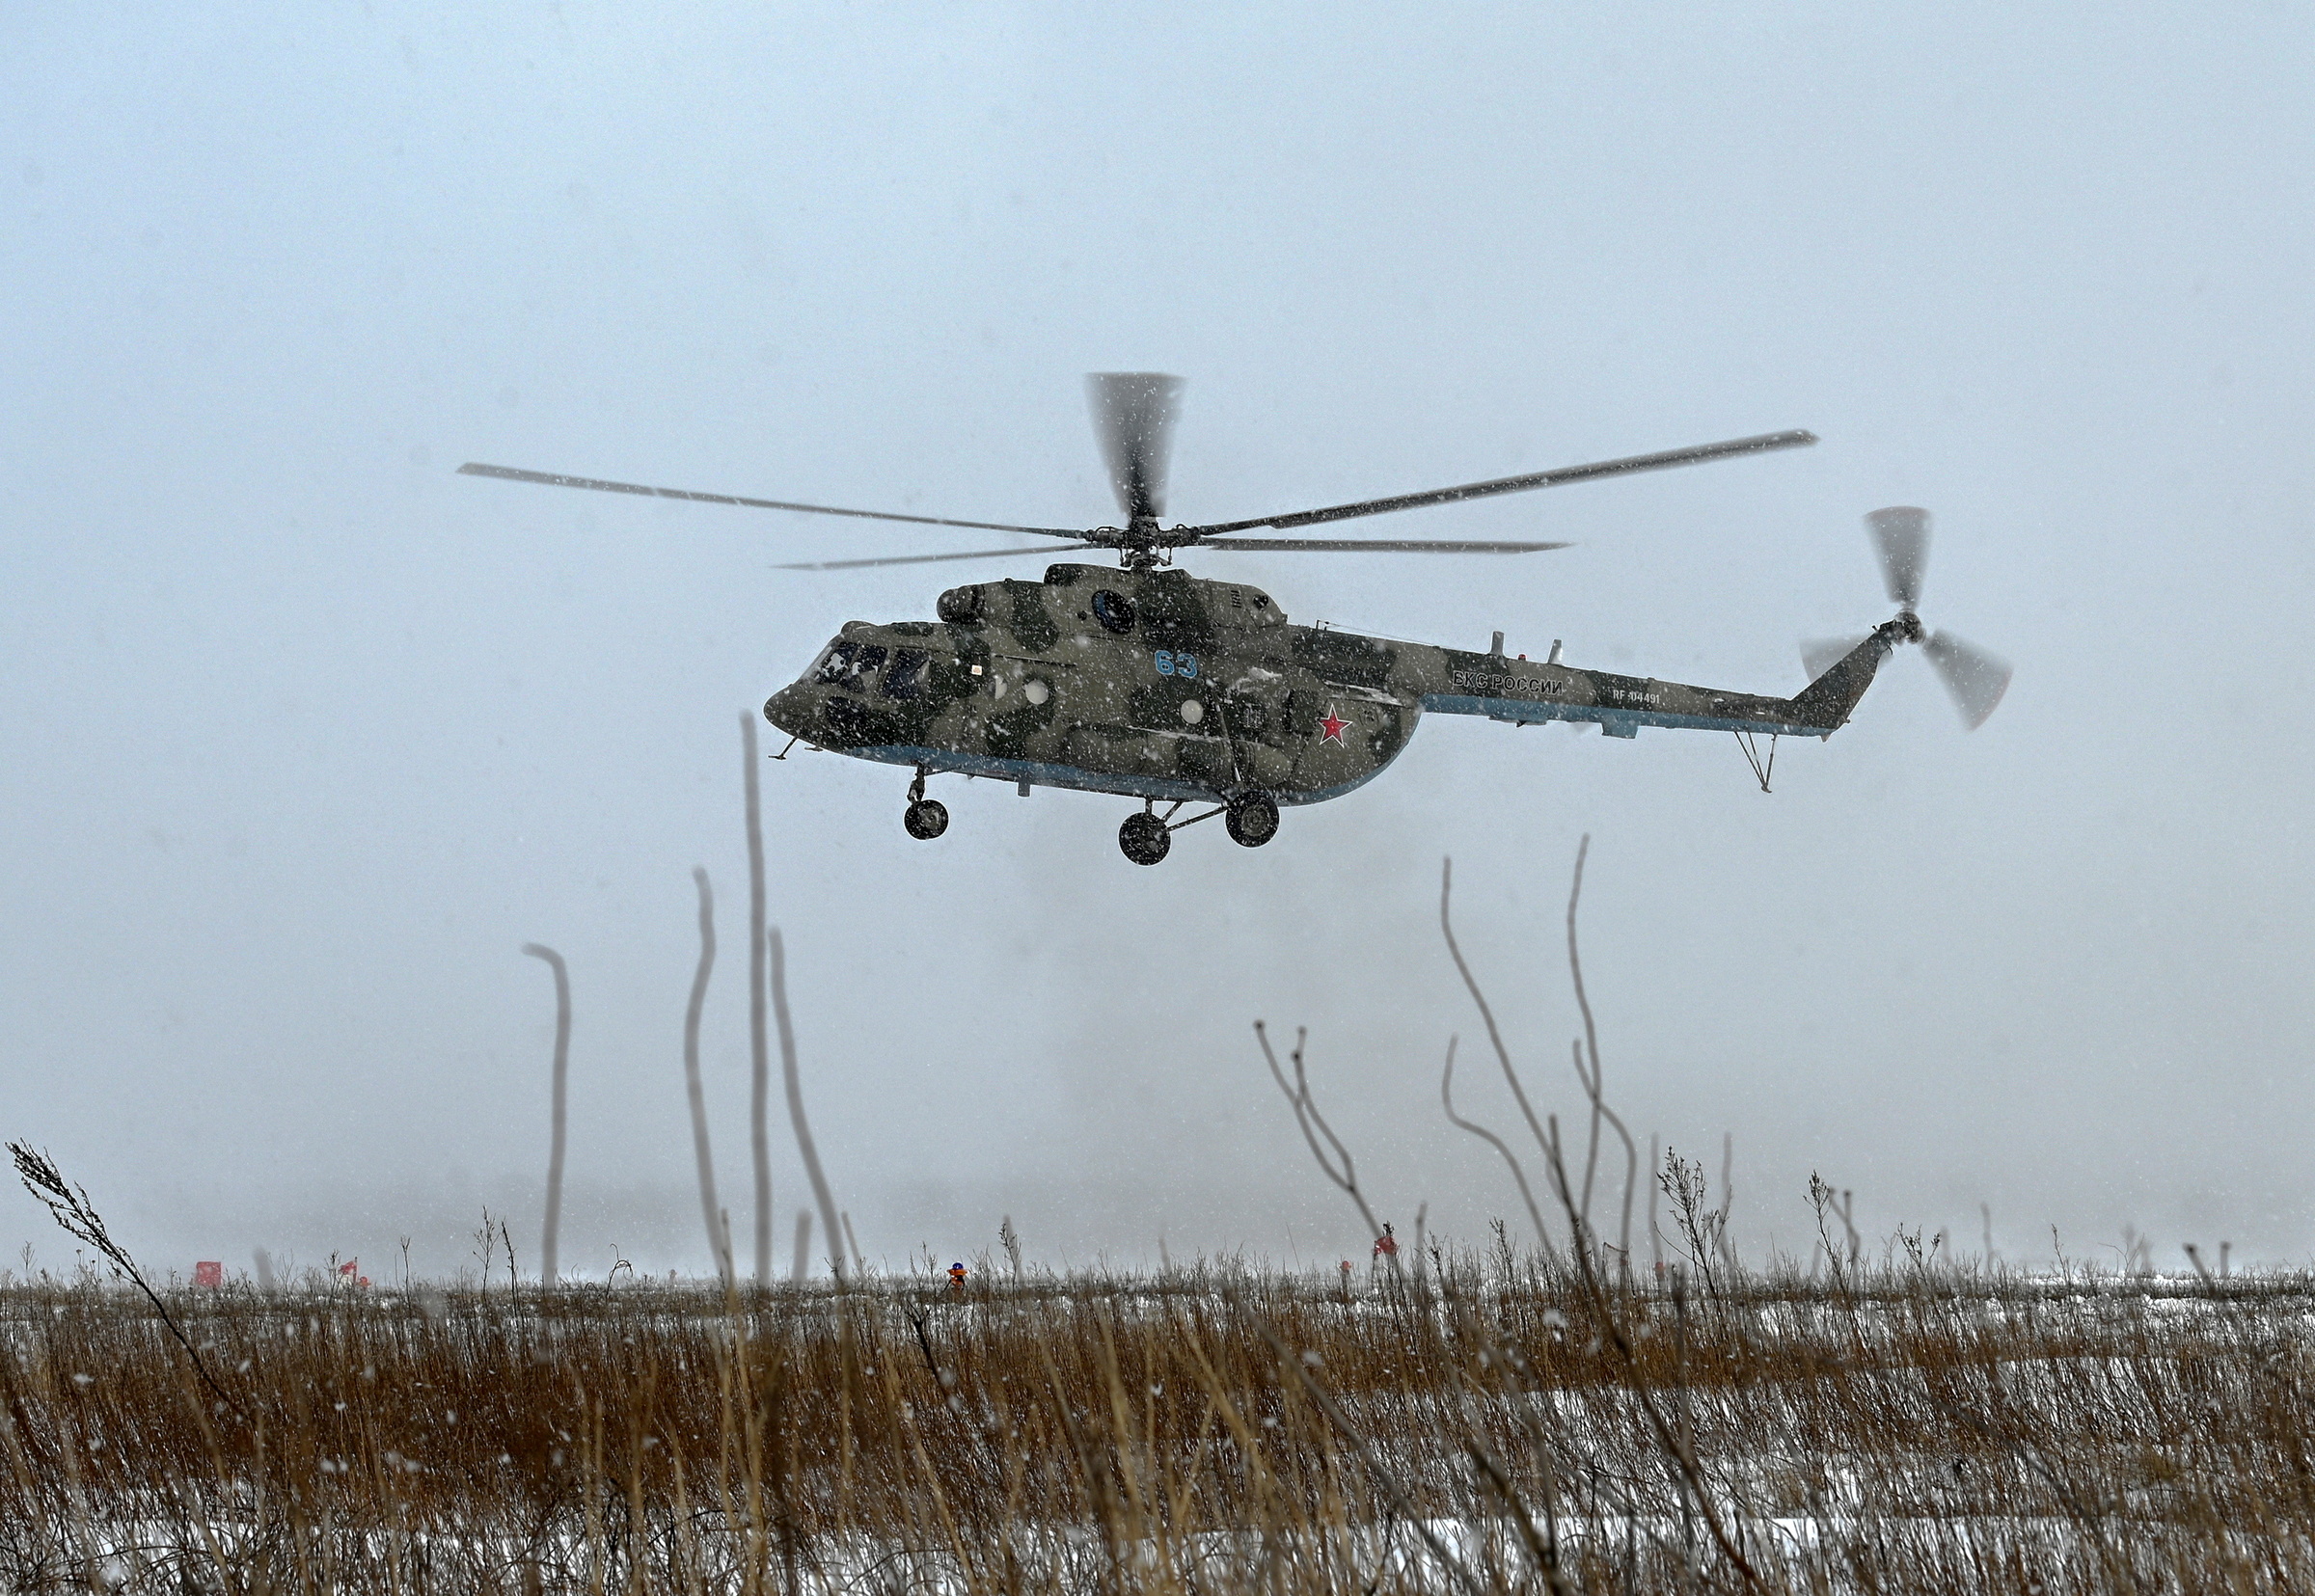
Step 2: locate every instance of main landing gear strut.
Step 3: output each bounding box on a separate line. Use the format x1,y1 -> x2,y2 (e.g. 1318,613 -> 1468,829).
903,767 -> 948,841
1117,792 -> 1281,865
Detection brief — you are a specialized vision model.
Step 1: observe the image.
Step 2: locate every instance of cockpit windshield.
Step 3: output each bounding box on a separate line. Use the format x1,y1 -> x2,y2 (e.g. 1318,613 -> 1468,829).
811,640 -> 887,689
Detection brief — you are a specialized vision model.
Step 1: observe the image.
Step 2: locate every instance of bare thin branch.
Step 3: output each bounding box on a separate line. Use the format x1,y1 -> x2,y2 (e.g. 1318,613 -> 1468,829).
1438,858 -> 1567,1212
1253,1021 -> 1382,1241
1440,1037 -> 1554,1255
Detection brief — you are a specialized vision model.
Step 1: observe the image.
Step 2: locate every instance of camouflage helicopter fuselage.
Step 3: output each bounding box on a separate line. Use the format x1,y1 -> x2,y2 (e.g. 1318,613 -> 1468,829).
459,377 -> 1992,863
760,561 -> 1896,819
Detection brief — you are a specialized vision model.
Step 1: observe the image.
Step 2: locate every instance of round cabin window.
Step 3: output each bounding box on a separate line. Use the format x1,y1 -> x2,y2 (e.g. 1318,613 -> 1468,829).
1090,589 -> 1135,634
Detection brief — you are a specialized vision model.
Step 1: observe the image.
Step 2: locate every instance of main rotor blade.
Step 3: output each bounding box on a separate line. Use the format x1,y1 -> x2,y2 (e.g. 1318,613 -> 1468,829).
457,462 -> 1086,539
1086,372 -> 1184,523
1921,631 -> 2012,729
1184,429 -> 1815,536
1192,536 -> 1572,554
1800,635 -> 1870,682
1866,505 -> 1930,609
774,546 -> 1068,572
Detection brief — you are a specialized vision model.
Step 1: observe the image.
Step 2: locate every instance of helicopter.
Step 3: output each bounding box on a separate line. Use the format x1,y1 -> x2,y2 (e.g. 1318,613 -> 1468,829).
461,374 -> 2009,865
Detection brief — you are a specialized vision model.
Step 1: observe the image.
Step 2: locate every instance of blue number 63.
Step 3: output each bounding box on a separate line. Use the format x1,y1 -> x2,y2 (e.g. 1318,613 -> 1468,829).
1154,650 -> 1198,679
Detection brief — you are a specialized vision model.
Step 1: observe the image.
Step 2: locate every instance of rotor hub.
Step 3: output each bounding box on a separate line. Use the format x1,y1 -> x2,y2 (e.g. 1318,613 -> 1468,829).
1115,515 -> 1179,570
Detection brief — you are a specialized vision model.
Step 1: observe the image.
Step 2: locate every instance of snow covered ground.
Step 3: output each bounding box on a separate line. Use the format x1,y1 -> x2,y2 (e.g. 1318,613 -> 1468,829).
1,1262 -> 2305,1591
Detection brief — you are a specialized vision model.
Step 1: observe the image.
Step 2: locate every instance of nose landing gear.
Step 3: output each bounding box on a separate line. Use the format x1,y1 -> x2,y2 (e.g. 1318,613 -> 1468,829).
903,767 -> 948,841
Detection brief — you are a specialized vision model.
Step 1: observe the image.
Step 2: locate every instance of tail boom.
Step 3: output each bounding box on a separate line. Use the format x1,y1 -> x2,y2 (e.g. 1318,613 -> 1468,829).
1411,631 -> 1899,741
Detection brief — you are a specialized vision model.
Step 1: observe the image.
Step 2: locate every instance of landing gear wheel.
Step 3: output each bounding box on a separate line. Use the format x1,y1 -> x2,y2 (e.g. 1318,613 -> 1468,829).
904,798 -> 948,840
1118,812 -> 1171,866
1225,792 -> 1280,848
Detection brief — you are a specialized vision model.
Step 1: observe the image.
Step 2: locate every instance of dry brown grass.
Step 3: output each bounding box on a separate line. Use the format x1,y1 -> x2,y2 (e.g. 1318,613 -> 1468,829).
0,1248 -> 2306,1593
8,837 -> 2289,1590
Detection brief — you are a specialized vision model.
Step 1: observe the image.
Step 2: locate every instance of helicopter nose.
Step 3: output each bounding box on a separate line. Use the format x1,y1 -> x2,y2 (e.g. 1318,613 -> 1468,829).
762,684 -> 812,738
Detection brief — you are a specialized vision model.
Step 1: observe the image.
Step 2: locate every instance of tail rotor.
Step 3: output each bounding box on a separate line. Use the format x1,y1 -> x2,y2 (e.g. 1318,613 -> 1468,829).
1920,631 -> 2011,730
1866,505 -> 1930,609
1805,506 -> 2011,730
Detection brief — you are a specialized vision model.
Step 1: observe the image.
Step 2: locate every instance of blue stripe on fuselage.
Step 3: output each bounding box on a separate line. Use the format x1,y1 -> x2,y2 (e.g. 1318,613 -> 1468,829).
1418,693 -> 1825,740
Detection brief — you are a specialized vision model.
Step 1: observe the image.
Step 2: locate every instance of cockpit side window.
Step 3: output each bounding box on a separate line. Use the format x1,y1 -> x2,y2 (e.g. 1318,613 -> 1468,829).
882,649 -> 929,699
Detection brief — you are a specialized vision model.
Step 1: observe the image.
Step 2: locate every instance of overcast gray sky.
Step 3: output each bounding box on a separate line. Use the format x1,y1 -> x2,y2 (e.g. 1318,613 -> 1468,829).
5,7 -> 2310,1282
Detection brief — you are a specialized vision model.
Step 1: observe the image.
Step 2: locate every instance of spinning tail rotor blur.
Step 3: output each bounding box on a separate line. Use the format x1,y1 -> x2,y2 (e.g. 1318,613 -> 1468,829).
1802,506 -> 2011,730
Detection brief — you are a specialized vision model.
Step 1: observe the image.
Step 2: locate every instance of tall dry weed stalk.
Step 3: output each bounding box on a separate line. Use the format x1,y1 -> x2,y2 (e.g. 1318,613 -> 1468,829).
683,866 -> 730,1284
9,1143 -> 242,1422
521,940 -> 572,1289
742,710 -> 775,1288
771,929 -> 846,1283
791,1209 -> 814,1282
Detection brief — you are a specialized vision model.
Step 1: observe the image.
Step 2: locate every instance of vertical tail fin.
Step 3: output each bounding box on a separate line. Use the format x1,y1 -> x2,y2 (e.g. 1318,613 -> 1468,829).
1787,625 -> 1902,731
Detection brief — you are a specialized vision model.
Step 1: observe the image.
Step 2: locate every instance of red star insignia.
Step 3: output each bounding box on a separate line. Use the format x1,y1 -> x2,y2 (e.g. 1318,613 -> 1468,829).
1319,706 -> 1351,745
